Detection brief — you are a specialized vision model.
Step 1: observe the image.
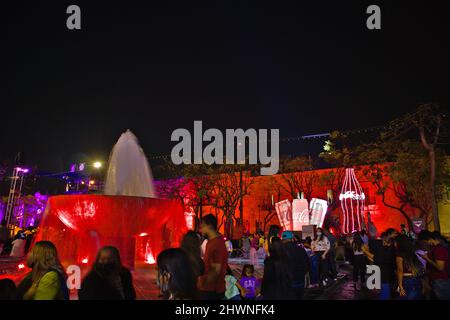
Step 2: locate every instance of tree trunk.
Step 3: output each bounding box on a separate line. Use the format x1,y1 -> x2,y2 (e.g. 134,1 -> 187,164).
429,149 -> 440,231
239,170 -> 243,222
381,192 -> 414,230
263,211 -> 276,233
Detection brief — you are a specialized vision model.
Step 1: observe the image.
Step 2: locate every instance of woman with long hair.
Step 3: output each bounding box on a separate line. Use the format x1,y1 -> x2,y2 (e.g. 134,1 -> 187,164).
157,248 -> 197,300
395,235 -> 424,300
180,231 -> 204,281
351,232 -> 374,290
78,246 -> 136,300
17,241 -> 68,300
261,237 -> 295,299
264,225 -> 281,256
311,227 -> 331,287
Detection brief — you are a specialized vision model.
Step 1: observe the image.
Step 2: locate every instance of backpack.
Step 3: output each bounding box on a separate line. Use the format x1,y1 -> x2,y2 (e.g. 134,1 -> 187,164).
52,268 -> 70,300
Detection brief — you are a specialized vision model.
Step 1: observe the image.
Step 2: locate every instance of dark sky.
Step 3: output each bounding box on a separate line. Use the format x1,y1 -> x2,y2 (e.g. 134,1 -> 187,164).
1,1 -> 449,172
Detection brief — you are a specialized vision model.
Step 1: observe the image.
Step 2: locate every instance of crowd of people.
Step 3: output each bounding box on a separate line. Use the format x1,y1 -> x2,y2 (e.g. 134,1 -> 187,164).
0,214 -> 448,300
0,220 -> 37,257
364,228 -> 450,300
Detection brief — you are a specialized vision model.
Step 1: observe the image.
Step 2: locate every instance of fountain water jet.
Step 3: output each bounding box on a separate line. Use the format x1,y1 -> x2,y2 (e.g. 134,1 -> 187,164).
104,130 -> 156,198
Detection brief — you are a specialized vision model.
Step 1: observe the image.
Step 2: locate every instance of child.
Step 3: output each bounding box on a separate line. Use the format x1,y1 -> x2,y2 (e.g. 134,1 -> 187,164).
237,264 -> 260,300
225,267 -> 241,300
250,236 -> 259,266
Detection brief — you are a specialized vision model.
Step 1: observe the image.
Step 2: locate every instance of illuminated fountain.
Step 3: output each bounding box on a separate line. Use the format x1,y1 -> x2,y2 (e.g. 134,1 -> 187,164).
35,130 -> 187,268
104,130 -> 156,198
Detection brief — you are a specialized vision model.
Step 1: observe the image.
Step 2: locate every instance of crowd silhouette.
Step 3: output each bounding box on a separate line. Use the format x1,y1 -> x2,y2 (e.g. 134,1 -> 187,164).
0,215 -> 449,300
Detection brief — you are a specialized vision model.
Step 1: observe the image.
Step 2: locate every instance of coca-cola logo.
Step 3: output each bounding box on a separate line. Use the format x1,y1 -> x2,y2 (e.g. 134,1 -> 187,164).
339,191 -> 366,201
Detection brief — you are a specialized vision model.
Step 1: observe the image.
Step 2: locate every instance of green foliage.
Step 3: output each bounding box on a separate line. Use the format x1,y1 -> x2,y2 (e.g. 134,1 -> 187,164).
320,114 -> 450,228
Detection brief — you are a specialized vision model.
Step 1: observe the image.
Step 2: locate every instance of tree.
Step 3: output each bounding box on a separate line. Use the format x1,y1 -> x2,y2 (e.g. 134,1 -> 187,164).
384,104 -> 449,231
278,155 -> 318,201
210,164 -> 255,237
155,160 -> 216,229
321,127 -> 450,231
258,177 -> 286,233
358,161 -> 415,230
318,166 -> 345,227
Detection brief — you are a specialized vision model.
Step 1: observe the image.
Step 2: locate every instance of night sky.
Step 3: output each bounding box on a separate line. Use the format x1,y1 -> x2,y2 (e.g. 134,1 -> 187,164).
1,1 -> 449,172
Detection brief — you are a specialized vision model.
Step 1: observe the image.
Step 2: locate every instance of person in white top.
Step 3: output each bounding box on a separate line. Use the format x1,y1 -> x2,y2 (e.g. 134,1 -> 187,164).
10,236 -> 26,257
311,228 -> 331,287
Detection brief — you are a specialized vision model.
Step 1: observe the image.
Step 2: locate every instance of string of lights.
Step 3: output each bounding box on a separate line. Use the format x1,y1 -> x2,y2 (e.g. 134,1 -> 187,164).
146,124 -> 387,160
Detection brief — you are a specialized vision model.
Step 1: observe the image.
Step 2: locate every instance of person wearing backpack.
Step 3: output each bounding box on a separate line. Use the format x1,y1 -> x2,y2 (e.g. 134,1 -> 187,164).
17,241 -> 69,300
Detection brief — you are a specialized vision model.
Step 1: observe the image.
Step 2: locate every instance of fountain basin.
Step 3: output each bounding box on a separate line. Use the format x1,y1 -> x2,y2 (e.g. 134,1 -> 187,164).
34,194 -> 187,269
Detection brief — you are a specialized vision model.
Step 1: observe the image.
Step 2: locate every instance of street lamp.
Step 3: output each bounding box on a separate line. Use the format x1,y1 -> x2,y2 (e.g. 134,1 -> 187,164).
93,161 -> 102,169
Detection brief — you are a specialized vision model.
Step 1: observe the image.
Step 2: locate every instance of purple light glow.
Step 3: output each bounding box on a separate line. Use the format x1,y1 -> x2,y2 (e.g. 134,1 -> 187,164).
0,193 -> 48,228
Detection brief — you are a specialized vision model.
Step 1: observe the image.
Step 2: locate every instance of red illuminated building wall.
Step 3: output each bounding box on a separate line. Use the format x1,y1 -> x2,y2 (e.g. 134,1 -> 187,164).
191,167 -> 420,237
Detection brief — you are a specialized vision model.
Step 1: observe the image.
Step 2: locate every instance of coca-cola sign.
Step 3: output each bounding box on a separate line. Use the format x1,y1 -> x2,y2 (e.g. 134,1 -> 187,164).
275,197 -> 328,231
275,199 -> 292,230
340,168 -> 366,234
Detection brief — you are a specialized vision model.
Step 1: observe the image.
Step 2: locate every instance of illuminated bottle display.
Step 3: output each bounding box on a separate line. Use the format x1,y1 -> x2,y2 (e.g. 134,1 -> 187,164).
339,168 -> 365,234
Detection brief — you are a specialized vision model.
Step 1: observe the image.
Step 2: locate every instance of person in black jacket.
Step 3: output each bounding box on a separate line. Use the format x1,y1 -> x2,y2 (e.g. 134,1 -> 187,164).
78,246 -> 136,300
282,231 -> 310,299
369,231 -> 396,300
261,237 -> 295,300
